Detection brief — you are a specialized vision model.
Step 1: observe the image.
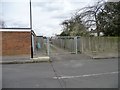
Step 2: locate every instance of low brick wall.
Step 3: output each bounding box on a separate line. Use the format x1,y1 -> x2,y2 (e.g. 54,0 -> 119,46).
1,31 -> 31,56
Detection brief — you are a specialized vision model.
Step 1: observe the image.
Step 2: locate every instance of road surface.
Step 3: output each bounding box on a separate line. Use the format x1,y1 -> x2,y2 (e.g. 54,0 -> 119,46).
2,45 -> 119,88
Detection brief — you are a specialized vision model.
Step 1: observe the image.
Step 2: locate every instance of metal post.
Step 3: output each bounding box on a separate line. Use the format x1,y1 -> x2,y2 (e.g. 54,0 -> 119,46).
74,36 -> 78,54
30,0 -> 32,29
30,0 -> 33,58
47,37 -> 50,56
31,32 -> 33,58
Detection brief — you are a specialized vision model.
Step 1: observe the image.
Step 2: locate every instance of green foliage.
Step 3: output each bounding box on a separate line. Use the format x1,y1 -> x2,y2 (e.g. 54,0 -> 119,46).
60,1 -> 120,37
97,2 -> 120,36
60,17 -> 89,36
60,31 -> 69,36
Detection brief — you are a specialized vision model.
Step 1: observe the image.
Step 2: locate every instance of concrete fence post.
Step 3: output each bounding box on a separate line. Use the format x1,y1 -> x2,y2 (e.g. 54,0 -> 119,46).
81,37 -> 84,53
74,36 -> 78,54
47,37 -> 50,56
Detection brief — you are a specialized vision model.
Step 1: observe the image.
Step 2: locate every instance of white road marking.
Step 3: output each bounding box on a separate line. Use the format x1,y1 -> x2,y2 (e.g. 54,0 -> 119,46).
53,71 -> 118,79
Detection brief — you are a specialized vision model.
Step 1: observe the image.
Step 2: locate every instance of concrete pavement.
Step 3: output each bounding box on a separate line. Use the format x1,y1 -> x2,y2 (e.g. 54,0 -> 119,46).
0,52 -> 50,64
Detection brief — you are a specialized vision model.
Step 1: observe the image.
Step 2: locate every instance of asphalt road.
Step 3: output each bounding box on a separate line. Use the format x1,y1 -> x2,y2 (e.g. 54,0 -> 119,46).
2,55 -> 118,88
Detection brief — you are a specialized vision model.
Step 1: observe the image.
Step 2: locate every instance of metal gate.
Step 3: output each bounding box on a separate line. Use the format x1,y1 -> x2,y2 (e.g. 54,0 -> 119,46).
32,36 -> 48,57
32,36 -> 81,57
50,36 -> 81,55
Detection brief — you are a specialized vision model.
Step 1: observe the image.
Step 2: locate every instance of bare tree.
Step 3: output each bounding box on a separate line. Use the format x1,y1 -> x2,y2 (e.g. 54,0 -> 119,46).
75,0 -> 106,36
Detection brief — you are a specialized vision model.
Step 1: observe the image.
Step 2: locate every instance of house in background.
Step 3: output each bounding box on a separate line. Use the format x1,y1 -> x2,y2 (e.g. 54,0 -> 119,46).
89,29 -> 104,36
0,29 -> 36,57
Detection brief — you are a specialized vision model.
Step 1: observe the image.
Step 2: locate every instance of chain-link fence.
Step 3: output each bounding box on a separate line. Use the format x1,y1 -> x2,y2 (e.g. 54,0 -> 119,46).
51,36 -> 80,54
33,36 -> 48,57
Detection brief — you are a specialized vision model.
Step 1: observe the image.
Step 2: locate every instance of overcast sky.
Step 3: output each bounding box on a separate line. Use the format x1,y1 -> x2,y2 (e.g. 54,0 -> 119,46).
1,0 -> 99,36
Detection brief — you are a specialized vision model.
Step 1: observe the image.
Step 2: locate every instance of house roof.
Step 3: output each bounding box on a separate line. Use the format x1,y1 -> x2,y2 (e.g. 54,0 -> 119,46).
0,28 -> 31,32
0,29 -> 37,36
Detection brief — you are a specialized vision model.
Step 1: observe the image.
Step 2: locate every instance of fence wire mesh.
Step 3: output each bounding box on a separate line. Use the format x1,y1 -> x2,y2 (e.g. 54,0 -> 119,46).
33,36 -> 48,57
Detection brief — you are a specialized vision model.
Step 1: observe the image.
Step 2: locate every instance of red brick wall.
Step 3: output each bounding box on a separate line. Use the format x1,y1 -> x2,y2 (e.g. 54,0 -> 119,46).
2,31 -> 31,56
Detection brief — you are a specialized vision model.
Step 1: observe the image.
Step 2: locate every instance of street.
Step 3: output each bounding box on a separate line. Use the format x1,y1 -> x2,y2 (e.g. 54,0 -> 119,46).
2,53 -> 118,88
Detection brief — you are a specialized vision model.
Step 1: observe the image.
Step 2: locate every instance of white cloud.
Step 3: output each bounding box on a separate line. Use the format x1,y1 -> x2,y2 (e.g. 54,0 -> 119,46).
1,0 -> 96,36
32,0 -> 93,36
1,2 -> 30,28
